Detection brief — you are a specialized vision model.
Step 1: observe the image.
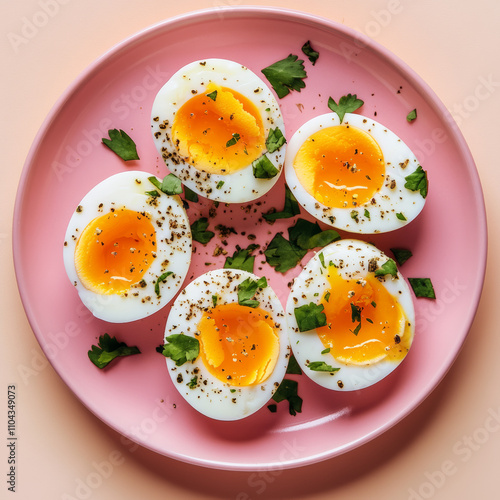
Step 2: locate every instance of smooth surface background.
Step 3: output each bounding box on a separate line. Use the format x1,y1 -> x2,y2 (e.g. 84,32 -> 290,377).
2,1 -> 498,499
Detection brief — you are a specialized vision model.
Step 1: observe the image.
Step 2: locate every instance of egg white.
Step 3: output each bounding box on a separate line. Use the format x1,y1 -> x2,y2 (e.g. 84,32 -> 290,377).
285,113 -> 427,233
286,239 -> 415,391
151,58 -> 286,203
164,269 -> 290,420
63,171 -> 192,323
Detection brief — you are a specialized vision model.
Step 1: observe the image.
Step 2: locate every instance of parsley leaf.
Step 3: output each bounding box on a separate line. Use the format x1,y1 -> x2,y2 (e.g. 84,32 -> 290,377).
263,184 -> 300,221
390,248 -> 413,266
407,109 -> 417,122
396,212 -> 407,221
286,354 -> 302,375
191,217 -> 215,244
264,233 -> 307,273
404,165 -> 428,198
301,40 -> 319,65
148,173 -> 183,195
288,218 -> 340,250
352,323 -> 362,336
226,133 -> 240,147
350,303 -> 362,323
408,278 -> 436,299
184,185 -> 199,202
206,90 -> 217,101
187,376 -> 198,389
102,129 -> 139,161
374,258 -> 398,277
88,333 -> 141,369
294,302 -> 327,332
161,334 -> 200,366
308,361 -> 340,373
261,54 -> 307,99
266,127 -> 287,153
154,271 -> 173,297
238,276 -> 268,308
224,244 -> 259,273
272,379 -> 302,416
252,155 -> 279,179
327,94 -> 364,123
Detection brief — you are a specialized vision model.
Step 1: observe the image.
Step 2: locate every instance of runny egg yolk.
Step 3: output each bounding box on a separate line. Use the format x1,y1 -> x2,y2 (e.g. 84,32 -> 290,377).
197,302 -> 280,386
172,83 -> 265,175
317,266 -> 411,365
75,208 -> 156,295
293,125 -> 385,207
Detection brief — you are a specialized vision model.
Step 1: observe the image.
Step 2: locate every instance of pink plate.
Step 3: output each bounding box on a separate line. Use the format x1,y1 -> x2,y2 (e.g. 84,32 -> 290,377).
13,7 -> 487,470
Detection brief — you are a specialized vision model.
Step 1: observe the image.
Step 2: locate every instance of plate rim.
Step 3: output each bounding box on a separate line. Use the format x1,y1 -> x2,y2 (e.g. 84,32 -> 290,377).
12,5 -> 488,471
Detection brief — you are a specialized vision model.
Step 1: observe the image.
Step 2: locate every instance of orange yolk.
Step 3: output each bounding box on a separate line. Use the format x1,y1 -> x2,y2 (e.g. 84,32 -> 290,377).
317,266 -> 411,365
172,83 -> 265,175
75,208 -> 156,295
293,125 -> 385,207
197,302 -> 280,386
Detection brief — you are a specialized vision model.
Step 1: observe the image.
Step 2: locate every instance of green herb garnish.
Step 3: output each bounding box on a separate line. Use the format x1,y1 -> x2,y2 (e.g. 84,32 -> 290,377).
263,184 -> 300,221
286,354 -> 302,375
264,233 -> 306,273
226,133 -> 240,147
374,258 -> 398,277
408,278 -> 436,299
261,54 -> 307,99
308,361 -> 340,373
187,376 -> 198,389
266,127 -> 287,153
88,333 -> 141,369
390,248 -> 413,266
184,185 -> 199,202
294,302 -> 327,332
191,217 -> 215,244
224,244 -> 259,273
404,165 -> 428,198
272,379 -> 302,416
350,303 -> 362,323
206,90 -> 217,101
396,212 -> 407,221
327,94 -> 364,123
407,109 -> 417,122
252,155 -> 279,179
161,334 -> 200,366
301,40 -> 319,65
237,276 -> 268,308
149,173 -> 183,195
288,218 -> 341,250
102,129 -> 139,161
154,271 -> 173,297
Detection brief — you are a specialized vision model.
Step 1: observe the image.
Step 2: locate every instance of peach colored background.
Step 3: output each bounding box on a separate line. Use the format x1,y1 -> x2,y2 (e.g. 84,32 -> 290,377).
2,0 -> 499,499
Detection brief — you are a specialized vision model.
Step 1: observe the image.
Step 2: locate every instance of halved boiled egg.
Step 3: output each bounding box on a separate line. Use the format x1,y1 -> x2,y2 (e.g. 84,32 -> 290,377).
63,171 -> 192,323
151,58 -> 286,203
285,113 -> 427,233
164,269 -> 290,420
286,239 -> 415,391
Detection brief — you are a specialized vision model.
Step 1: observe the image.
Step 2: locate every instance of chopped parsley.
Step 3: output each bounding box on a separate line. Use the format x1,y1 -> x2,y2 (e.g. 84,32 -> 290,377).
261,54 -> 307,99
407,108 -> 417,122
160,334 -> 200,366
266,127 -> 287,153
350,303 -> 362,323
288,218 -> 340,250
226,133 -> 240,147
102,129 -> 139,161
396,212 -> 407,221
272,379 -> 302,416
263,184 -> 300,221
308,361 -> 340,373
264,232 -> 306,273
286,354 -> 302,375
327,93 -> 364,123
252,154 -> 279,179
404,166 -> 428,198
237,276 -> 268,308
374,258 -> 398,278
364,209 -> 371,219
206,90 -> 217,101
216,180 -> 225,189
183,185 -> 199,202
187,376 -> 198,389
191,217 -> 215,244
88,333 -> 141,369
408,278 -> 436,299
351,323 -> 362,336
294,302 -> 327,332
301,40 -> 319,65
390,248 -> 413,266
224,243 -> 259,273
351,210 -> 359,222
148,173 -> 183,195
154,271 -> 173,297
